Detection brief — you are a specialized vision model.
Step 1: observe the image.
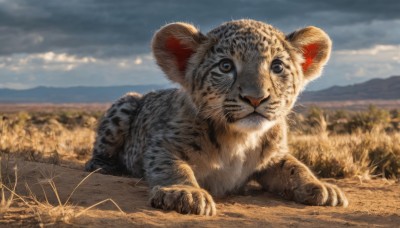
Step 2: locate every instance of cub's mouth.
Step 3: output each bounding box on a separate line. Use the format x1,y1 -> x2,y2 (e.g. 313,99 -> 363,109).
243,112 -> 267,120
230,111 -> 275,132
237,112 -> 269,123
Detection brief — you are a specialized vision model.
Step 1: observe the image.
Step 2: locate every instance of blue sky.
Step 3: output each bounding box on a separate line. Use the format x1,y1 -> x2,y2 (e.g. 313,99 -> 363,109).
0,0 -> 399,90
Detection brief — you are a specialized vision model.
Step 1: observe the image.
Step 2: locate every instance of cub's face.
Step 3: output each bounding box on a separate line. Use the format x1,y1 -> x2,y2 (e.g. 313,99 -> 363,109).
152,20 -> 331,132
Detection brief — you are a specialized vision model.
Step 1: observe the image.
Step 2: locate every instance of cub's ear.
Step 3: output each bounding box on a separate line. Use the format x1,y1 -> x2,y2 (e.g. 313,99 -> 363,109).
286,26 -> 332,81
152,22 -> 205,85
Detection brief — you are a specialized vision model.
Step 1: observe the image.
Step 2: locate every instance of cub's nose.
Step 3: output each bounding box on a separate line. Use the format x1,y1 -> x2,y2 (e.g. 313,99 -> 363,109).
240,95 -> 270,107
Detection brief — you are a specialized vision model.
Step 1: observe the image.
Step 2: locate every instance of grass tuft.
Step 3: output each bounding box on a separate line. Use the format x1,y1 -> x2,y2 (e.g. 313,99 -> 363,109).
0,159 -> 125,226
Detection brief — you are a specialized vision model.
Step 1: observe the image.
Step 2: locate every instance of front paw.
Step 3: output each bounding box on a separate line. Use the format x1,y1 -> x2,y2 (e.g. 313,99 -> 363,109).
149,185 -> 216,216
294,181 -> 348,207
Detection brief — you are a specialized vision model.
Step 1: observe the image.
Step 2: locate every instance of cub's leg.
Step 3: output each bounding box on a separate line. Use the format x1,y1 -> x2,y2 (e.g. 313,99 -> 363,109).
256,154 -> 348,207
145,153 -> 216,216
85,92 -> 142,175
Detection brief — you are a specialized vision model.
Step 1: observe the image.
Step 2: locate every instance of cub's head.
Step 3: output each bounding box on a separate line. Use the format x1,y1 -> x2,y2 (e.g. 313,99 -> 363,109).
152,19 -> 331,132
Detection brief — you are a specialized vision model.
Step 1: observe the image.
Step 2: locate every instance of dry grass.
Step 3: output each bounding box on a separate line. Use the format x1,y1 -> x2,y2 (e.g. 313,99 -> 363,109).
0,110 -> 124,226
0,159 -> 125,226
290,131 -> 400,179
0,111 -> 97,167
288,105 -> 400,179
1,107 -> 399,180
0,105 -> 399,225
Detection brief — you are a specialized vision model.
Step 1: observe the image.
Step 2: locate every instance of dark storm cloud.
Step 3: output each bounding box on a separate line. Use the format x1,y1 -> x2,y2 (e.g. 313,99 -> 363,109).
0,0 -> 399,58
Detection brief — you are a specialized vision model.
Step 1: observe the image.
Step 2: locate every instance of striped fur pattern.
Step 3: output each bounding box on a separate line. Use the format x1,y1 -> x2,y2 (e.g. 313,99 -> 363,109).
85,19 -> 347,216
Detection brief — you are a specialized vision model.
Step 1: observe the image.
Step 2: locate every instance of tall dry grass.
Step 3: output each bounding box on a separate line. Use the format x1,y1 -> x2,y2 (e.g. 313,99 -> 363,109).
0,111 -> 96,167
288,105 -> 400,179
0,106 -> 399,180
290,131 -> 400,179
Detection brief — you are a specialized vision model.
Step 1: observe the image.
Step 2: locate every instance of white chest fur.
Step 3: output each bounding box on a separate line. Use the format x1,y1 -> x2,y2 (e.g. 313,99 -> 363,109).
194,131 -> 266,197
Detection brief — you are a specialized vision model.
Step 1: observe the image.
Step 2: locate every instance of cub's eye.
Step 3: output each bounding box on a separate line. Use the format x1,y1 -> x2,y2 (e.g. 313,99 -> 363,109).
219,59 -> 234,73
271,59 -> 284,74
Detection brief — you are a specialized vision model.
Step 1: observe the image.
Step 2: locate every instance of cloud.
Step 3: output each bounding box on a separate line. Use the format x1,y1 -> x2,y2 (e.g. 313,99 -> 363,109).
39,52 -> 96,64
307,44 -> 400,90
336,45 -> 400,59
0,52 -> 97,72
0,51 -> 167,89
334,45 -> 400,79
0,0 -> 399,89
0,0 -> 399,58
326,19 -> 400,50
134,57 -> 143,65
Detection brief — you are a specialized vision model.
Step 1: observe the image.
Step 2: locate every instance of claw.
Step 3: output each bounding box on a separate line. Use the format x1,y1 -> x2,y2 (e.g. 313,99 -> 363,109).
149,185 -> 217,216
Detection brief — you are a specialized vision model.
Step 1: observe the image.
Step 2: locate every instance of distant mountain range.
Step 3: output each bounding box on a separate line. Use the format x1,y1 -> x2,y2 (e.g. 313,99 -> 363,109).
0,85 -> 169,103
299,75 -> 400,102
0,76 -> 399,103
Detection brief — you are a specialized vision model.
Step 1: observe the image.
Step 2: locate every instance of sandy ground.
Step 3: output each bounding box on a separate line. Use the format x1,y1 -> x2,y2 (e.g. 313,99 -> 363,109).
1,160 -> 399,227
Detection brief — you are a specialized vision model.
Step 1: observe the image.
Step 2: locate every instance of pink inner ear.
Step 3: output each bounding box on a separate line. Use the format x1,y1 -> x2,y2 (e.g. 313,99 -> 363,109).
166,37 -> 194,73
302,43 -> 319,72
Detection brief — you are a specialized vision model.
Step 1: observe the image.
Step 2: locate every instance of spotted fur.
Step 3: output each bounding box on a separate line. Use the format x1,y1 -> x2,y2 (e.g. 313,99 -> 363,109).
85,19 -> 348,216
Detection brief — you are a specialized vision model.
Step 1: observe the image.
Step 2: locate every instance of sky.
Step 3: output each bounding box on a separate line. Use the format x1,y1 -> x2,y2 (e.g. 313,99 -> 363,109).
0,0 -> 399,91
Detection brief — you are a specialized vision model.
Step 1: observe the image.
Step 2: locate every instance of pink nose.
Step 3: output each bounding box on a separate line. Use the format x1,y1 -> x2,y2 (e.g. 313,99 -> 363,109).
242,95 -> 269,107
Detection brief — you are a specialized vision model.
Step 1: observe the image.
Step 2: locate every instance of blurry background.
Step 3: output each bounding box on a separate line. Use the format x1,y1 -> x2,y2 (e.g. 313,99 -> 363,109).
0,0 -> 399,93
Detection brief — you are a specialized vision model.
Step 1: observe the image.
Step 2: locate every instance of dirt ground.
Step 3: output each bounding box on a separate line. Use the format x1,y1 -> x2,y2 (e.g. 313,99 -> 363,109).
1,160 -> 399,227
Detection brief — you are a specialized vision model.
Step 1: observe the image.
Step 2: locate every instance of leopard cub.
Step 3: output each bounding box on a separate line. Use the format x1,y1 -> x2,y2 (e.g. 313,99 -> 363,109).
86,19 -> 348,216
